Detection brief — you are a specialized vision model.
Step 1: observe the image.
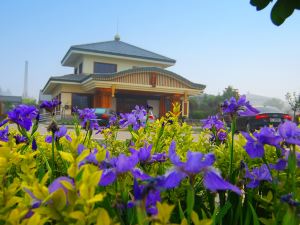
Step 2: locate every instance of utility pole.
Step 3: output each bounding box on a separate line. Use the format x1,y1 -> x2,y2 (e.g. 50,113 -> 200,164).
23,60 -> 28,98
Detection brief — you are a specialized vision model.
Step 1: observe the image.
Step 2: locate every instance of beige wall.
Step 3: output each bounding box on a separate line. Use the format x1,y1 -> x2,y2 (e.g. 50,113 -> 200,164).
61,92 -> 72,116
81,55 -> 166,74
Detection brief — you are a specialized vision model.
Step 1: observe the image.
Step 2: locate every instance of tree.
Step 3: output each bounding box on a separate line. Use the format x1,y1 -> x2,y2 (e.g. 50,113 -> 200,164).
285,92 -> 300,121
22,98 -> 37,106
222,86 -> 239,100
250,0 -> 300,26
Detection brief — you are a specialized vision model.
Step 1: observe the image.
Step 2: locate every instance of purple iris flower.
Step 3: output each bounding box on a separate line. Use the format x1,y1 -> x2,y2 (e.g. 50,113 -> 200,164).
203,171 -> 242,195
23,176 -> 74,218
217,130 -> 227,141
7,104 -> 38,131
78,148 -> 99,167
201,115 -> 225,130
24,201 -> 41,219
77,108 -> 99,130
48,176 -> 74,194
270,158 -> 287,171
119,105 -> 147,131
221,95 -> 259,117
23,188 -> 42,219
130,144 -> 167,164
163,141 -> 241,195
99,151 -> 139,186
45,126 -> 72,143
109,115 -> 118,126
14,134 -> 28,144
281,194 -> 300,207
128,179 -> 161,215
151,152 -> 167,163
40,98 -> 61,113
31,138 -> 37,151
242,127 -> 282,158
278,121 -> 300,146
244,164 -> 272,188
0,126 -> 9,142
0,119 -> 8,127
131,145 -> 152,162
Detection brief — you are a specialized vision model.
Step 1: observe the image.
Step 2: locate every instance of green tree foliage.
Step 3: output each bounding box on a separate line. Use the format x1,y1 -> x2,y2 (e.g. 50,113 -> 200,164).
22,98 -> 37,106
250,0 -> 300,26
189,86 -> 239,119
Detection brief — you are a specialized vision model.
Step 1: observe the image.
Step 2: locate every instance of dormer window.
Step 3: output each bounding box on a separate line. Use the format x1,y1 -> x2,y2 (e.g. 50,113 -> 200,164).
94,62 -> 117,73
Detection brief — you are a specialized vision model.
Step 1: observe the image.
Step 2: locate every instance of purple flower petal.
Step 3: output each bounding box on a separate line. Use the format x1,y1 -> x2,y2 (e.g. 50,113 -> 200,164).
168,141 -> 184,167
45,135 -> 52,143
162,170 -> 187,189
203,171 -> 241,195
99,169 -> 117,186
48,176 -> 74,194
131,168 -> 152,180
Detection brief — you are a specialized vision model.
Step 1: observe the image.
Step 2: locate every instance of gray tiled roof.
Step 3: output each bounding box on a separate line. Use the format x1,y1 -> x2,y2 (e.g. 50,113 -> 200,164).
45,67 -> 205,90
0,95 -> 22,103
62,40 -> 176,64
48,74 -> 89,82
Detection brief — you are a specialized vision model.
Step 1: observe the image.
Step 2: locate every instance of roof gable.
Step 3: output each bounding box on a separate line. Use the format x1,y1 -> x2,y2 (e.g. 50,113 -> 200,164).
62,40 -> 176,65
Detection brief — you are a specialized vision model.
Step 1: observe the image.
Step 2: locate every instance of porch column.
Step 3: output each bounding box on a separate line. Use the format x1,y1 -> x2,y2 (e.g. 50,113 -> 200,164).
182,92 -> 189,118
159,96 -> 166,117
93,88 -> 112,108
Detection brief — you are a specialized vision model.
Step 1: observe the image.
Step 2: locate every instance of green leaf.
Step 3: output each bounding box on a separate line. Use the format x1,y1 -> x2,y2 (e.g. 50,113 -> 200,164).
156,202 -> 175,224
248,201 -> 260,225
51,189 -> 67,211
59,152 -> 74,163
259,217 -> 275,225
96,209 -> 111,225
178,201 -> 185,221
186,187 -> 195,218
215,201 -> 232,224
250,0 -> 272,10
271,0 -> 295,26
87,193 -> 105,204
283,207 -> 298,225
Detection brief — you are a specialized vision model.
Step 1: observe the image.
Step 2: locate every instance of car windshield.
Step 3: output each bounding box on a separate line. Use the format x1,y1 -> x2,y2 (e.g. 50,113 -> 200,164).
95,108 -> 106,114
256,106 -> 282,113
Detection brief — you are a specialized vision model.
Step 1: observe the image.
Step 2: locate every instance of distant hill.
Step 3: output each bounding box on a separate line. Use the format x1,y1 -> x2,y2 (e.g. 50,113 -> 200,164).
246,93 -> 290,112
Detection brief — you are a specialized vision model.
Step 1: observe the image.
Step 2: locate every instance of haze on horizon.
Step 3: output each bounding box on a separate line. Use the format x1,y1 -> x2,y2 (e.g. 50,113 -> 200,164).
0,1 -> 299,101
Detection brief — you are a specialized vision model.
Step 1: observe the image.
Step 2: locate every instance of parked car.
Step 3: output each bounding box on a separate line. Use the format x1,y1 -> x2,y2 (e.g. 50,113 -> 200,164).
93,108 -> 115,126
236,106 -> 292,132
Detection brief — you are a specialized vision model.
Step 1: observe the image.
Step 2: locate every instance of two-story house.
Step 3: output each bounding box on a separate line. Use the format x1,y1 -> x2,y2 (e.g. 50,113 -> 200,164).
42,35 -> 205,117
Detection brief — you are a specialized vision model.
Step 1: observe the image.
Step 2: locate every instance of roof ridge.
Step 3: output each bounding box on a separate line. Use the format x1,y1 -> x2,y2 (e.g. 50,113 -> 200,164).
72,40 -> 115,47
117,41 -> 174,61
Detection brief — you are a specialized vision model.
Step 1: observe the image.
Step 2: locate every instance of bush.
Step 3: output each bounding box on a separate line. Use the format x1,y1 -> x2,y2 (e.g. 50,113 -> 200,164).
0,101 -> 299,224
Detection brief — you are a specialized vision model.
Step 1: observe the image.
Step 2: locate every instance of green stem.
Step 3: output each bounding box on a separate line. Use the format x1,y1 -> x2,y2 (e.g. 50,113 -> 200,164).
229,117 -> 236,182
39,147 -> 52,178
51,132 -> 55,180
289,144 -> 297,195
82,130 -> 89,145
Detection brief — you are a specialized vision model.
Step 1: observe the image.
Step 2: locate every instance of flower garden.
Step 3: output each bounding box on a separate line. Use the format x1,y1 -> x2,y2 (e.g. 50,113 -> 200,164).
0,95 -> 299,225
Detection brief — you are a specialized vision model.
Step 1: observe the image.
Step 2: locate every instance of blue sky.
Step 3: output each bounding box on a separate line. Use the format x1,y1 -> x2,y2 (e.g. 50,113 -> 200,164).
0,0 -> 299,100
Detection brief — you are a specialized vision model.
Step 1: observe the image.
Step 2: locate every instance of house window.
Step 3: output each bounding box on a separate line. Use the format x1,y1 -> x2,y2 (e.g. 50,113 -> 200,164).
72,93 -> 92,109
78,63 -> 83,74
94,62 -> 117,73
74,67 -> 78,74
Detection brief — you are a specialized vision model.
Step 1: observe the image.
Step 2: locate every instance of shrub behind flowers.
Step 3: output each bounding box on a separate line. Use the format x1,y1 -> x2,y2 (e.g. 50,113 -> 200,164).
0,98 -> 299,224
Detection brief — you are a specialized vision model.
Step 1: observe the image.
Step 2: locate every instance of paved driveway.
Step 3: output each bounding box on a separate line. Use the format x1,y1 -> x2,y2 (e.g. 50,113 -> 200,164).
9,123 -> 200,141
